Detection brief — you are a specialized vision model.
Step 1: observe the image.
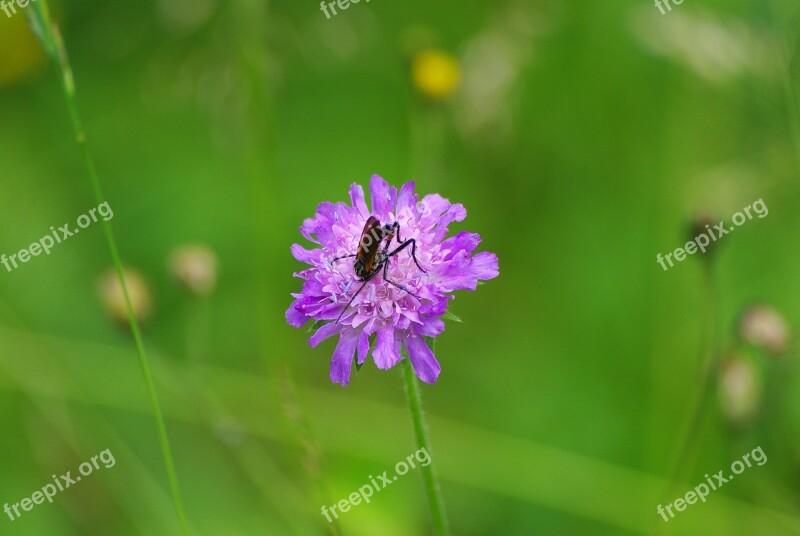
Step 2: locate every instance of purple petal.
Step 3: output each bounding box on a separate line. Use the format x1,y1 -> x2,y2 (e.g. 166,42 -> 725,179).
309,322 -> 341,347
405,332 -> 441,383
357,330 -> 370,365
286,303 -> 308,327
299,220 -> 319,244
433,203 -> 467,242
470,251 -> 499,280
427,296 -> 449,316
418,194 -> 451,219
369,174 -> 396,219
350,183 -> 370,219
291,244 -> 322,265
330,329 -> 360,386
435,251 -> 499,291
351,309 -> 375,328
301,202 -> 338,248
397,182 -> 418,214
373,326 -> 402,369
439,232 -> 481,261
416,316 -> 445,337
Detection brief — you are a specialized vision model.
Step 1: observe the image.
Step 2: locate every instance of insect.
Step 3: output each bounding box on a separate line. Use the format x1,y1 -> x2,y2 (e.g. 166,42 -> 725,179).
331,216 -> 426,323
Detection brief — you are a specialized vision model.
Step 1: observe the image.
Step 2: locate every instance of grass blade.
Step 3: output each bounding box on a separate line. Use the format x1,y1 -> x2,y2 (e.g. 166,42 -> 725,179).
25,4 -> 190,534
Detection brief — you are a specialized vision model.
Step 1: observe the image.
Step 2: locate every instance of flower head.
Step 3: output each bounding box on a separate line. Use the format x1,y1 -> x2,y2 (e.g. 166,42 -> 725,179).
287,175 -> 499,386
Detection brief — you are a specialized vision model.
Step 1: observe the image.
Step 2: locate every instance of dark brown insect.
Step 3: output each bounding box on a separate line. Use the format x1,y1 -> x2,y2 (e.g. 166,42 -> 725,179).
331,216 -> 425,323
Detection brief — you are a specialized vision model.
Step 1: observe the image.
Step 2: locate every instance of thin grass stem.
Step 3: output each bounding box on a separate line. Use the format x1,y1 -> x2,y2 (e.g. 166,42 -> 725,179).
668,261 -> 720,492
26,4 -> 189,534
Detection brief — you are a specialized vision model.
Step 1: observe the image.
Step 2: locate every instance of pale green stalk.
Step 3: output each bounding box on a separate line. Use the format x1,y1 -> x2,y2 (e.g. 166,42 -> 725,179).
26,4 -> 189,534
668,261 -> 720,492
402,358 -> 450,536
767,0 -> 800,169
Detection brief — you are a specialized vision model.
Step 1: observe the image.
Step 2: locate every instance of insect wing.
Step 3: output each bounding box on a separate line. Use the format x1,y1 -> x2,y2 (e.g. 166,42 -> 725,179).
356,216 -> 382,273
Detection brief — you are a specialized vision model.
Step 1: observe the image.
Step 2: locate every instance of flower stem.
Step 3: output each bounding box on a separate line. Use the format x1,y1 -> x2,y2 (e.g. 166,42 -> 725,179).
669,261 -> 720,487
29,6 -> 189,534
402,359 -> 450,536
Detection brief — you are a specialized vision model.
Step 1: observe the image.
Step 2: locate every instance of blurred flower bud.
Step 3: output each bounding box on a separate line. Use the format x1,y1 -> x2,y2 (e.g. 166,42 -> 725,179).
687,212 -> 719,259
739,305 -> 789,355
411,49 -> 461,101
97,268 -> 153,324
718,356 -> 761,426
168,244 -> 218,296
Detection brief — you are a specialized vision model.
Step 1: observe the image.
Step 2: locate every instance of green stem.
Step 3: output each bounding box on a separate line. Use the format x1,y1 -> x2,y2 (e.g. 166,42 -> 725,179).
668,261 -> 720,488
402,359 -> 450,536
32,9 -> 189,535
185,296 -> 210,364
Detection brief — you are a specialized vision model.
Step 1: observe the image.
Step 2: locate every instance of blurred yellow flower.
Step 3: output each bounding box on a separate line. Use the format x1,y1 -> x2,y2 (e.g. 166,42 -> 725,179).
0,16 -> 46,87
411,49 -> 461,101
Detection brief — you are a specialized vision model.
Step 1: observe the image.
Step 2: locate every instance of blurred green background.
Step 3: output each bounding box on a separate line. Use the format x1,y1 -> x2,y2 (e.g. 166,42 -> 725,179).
2,0 -> 800,534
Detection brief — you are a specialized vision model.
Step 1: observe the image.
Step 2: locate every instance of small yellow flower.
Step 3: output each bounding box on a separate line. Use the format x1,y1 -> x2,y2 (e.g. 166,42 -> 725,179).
411,49 -> 461,101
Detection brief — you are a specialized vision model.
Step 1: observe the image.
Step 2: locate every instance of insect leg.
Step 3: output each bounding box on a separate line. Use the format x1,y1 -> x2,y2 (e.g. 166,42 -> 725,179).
381,257 -> 423,303
386,238 -> 426,273
335,270 -> 379,324
331,254 -> 357,263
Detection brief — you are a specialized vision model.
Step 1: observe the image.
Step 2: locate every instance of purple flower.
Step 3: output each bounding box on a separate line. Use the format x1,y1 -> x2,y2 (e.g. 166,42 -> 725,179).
286,175 -> 499,386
